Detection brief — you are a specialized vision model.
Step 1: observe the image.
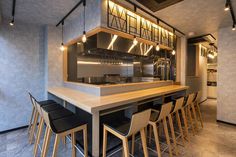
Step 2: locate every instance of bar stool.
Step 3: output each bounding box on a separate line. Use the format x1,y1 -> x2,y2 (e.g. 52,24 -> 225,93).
193,91 -> 203,128
33,102 -> 74,157
38,102 -> 88,157
102,109 -> 151,157
28,93 -> 64,144
148,102 -> 176,157
183,93 -> 196,135
28,93 -> 56,134
169,97 -> 186,146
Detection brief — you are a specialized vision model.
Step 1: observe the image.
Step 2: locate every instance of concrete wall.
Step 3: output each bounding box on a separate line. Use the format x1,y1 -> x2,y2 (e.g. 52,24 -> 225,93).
46,26 -> 64,89
64,0 -> 102,43
217,26 -> 236,124
0,21 -> 45,131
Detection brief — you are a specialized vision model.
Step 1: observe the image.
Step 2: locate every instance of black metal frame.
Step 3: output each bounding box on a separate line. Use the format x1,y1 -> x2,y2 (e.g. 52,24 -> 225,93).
56,0 -> 86,27
107,0 -> 177,49
125,0 -> 185,35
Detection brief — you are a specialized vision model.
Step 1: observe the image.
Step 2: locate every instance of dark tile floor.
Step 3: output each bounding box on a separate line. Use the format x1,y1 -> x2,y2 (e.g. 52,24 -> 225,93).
0,99 -> 236,157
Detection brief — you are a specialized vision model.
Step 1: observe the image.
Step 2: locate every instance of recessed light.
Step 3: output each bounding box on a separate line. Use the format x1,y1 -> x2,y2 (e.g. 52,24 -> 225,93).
188,32 -> 195,37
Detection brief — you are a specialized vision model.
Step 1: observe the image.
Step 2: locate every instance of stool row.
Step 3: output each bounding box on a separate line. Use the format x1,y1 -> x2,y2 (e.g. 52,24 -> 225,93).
28,91 -> 203,157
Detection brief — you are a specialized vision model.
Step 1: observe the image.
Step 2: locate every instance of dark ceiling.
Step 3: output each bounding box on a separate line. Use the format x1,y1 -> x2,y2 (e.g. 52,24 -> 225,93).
136,0 -> 184,12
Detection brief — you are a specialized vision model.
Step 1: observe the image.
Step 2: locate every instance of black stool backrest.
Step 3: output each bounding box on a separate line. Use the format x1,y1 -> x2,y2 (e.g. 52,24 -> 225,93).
127,109 -> 151,137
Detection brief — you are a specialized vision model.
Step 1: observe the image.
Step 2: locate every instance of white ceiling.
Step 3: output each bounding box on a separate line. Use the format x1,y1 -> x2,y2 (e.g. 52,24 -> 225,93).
1,0 -> 235,38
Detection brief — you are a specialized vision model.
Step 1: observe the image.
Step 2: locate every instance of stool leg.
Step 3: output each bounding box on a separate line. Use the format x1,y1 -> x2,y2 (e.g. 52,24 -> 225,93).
122,138 -> 129,157
187,105 -> 195,135
72,133 -> 76,157
131,134 -> 135,155
83,125 -> 88,157
152,123 -> 162,157
28,107 -> 35,134
52,134 -> 60,157
168,114 -> 178,156
163,118 -> 173,157
181,108 -> 190,142
33,117 -> 44,157
41,126 -> 48,157
191,103 -> 199,130
140,128 -> 149,157
29,111 -> 39,144
148,124 -> 152,144
176,111 -> 185,146
102,127 -> 108,157
42,128 -> 52,157
196,103 -> 203,128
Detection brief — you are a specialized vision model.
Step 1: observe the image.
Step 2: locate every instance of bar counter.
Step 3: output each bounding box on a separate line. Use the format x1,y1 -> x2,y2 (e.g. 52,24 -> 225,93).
48,85 -> 188,157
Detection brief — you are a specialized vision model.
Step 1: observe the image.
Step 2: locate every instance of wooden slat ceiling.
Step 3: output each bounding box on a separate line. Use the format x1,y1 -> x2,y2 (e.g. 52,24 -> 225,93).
136,0 -> 184,12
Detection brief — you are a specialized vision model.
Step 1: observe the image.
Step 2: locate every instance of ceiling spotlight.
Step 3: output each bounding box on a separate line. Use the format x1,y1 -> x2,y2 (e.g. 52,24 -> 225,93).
156,43 -> 160,51
82,31 -> 87,43
172,49 -> 176,55
9,18 -> 14,26
133,36 -> 138,46
232,24 -> 235,31
60,43 -> 65,52
225,1 -> 230,11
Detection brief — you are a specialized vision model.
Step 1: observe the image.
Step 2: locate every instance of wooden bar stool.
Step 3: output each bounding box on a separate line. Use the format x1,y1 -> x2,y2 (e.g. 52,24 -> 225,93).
148,102 -> 177,157
169,97 -> 187,146
40,103 -> 88,157
183,93 -> 196,135
28,93 -> 56,134
102,109 -> 151,157
33,101 -> 73,157
28,93 -> 64,144
193,91 -> 203,128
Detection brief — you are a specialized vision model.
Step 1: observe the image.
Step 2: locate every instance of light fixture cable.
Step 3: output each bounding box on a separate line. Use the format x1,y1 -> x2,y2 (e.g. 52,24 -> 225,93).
60,21 -> 65,51
82,0 -> 87,43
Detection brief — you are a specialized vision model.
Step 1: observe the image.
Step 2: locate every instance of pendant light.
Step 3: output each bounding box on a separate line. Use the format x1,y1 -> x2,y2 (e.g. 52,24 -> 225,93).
225,0 -> 230,11
172,49 -> 176,55
9,18 -> 14,26
155,43 -> 160,51
60,21 -> 65,52
232,23 -> 235,31
82,1 -> 87,43
133,36 -> 138,46
9,0 -> 16,26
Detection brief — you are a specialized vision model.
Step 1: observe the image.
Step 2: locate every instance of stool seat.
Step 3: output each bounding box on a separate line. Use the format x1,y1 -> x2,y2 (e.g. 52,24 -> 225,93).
150,110 -> 160,122
104,117 -> 130,136
38,100 -> 56,106
49,109 -> 73,120
50,115 -> 86,134
42,103 -> 64,112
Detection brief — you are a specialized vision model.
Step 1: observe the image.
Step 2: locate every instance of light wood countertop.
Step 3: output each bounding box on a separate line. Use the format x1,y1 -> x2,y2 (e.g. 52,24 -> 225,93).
48,85 -> 188,114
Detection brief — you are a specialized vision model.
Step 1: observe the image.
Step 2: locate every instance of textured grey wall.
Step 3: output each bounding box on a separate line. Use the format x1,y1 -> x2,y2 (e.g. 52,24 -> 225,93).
217,26 -> 236,124
64,0 -> 101,43
0,21 -> 45,131
46,26 -> 64,88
